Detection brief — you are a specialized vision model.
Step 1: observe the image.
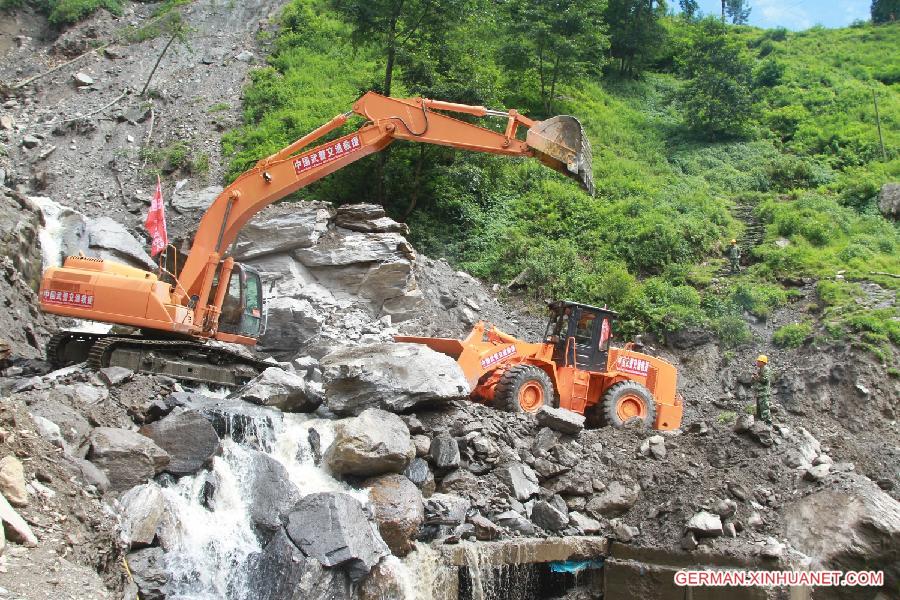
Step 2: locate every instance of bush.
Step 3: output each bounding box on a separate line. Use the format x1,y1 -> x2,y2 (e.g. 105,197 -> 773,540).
773,322 -> 812,348
714,314 -> 752,347
47,0 -> 123,25
732,282 -> 788,318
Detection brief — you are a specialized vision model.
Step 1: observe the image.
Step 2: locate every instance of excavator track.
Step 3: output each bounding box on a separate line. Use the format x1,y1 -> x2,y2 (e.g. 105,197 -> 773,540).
49,332 -> 269,387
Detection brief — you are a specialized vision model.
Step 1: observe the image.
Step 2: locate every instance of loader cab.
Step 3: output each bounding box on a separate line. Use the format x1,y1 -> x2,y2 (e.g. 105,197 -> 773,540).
215,264 -> 264,339
545,301 -> 617,372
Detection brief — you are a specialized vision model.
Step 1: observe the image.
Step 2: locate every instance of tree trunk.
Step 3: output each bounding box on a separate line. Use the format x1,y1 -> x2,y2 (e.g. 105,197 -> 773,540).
404,145 -> 426,218
721,0 -> 726,22
377,11 -> 400,204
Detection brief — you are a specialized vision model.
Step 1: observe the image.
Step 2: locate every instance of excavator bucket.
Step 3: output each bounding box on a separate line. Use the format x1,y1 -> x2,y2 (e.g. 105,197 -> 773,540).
526,116 -> 595,196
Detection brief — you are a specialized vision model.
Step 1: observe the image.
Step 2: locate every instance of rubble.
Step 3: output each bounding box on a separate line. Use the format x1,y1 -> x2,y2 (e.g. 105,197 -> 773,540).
325,409 -> 414,476
536,405 -> 585,435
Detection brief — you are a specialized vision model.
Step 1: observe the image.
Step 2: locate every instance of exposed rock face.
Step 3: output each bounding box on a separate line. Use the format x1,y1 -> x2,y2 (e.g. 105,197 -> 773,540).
231,367 -> 321,413
325,409 -> 414,477
119,482 -> 165,548
127,547 -> 169,600
878,182 -> 900,220
363,474 -> 425,557
784,475 -> 900,595
334,204 -> 409,234
285,492 -> 389,581
87,428 -> 170,493
171,185 -> 223,213
586,479 -> 640,518
321,343 -> 470,416
245,528 -> 351,600
138,411 -> 221,476
233,201 -> 334,260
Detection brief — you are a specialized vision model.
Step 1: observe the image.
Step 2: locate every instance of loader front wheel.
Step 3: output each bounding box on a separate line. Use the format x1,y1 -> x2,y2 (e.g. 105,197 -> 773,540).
495,365 -> 555,414
602,381 -> 656,428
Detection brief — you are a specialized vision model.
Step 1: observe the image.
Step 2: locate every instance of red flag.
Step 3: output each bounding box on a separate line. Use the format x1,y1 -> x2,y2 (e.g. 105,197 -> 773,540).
145,175 -> 168,257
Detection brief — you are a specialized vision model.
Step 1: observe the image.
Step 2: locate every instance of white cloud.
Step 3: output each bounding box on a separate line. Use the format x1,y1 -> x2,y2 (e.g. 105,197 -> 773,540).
754,0 -> 813,30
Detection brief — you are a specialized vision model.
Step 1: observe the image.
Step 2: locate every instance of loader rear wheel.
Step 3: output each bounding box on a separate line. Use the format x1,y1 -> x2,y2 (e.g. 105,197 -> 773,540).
602,381 -> 656,428
495,365 -> 554,414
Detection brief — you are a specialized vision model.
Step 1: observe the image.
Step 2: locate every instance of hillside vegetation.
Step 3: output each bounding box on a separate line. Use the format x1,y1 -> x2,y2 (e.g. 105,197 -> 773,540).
221,0 -> 899,357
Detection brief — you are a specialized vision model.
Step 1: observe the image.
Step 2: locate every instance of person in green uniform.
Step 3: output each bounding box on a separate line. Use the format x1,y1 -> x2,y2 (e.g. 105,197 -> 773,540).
727,239 -> 741,274
753,354 -> 772,425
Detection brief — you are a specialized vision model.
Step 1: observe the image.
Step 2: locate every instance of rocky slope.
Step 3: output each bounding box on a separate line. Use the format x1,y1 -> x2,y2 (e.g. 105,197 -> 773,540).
0,3 -> 898,600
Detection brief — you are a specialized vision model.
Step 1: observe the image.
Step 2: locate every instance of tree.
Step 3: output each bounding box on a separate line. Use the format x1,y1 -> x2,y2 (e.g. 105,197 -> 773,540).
871,0 -> 899,23
605,0 -> 667,76
678,18 -> 754,139
679,0 -> 699,20
724,0 -> 751,25
500,0 -> 609,115
332,0 -> 467,97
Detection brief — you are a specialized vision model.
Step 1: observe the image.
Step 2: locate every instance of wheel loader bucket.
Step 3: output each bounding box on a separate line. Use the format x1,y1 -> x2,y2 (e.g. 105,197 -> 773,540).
527,115 -> 594,196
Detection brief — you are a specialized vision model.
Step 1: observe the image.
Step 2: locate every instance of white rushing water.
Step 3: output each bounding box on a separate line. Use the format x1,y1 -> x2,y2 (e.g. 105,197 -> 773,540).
32,195 -> 66,269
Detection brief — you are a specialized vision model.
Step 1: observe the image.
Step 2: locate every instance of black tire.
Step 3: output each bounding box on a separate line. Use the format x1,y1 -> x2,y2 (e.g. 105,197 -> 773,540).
602,380 -> 657,428
494,365 -> 555,414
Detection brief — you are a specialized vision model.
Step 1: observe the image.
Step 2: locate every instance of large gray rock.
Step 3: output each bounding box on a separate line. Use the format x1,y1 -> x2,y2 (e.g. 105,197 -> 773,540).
403,458 -> 436,497
423,493 -> 470,526
237,449 -> 301,540
321,343 -> 469,416
87,217 -> 156,269
30,398 -> 92,452
335,204 -> 409,234
536,406 -> 585,435
119,482 -> 165,548
234,201 -> 334,260
784,475 -> 900,594
138,410 -> 220,476
429,434 -> 460,472
295,231 -> 411,267
495,462 -> 540,502
245,528 -> 351,600
586,479 -> 640,518
231,367 -> 320,413
87,428 -> 169,493
257,296 -> 326,358
66,456 -> 111,493
285,492 -> 389,581
878,182 -> 900,220
325,409 -> 414,477
531,499 -> 569,532
686,511 -> 724,537
127,547 -> 169,600
363,474 -> 425,557
493,510 -> 535,535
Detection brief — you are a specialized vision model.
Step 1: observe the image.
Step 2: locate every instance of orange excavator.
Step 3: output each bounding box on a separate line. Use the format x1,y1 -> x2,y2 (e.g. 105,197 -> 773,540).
398,301 -> 683,430
38,92 -> 594,386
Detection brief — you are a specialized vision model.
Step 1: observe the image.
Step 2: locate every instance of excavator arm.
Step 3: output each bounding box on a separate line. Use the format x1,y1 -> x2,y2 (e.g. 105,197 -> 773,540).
176,92 -> 594,334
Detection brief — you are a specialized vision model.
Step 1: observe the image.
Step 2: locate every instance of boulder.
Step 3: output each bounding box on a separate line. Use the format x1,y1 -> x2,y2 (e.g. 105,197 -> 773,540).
30,398 -> 92,452
127,547 -> 169,600
493,510 -> 535,535
325,409 -> 414,477
99,366 -> 134,386
878,182 -> 900,221
536,406 -> 585,435
613,521 -> 639,543
438,468 -> 479,496
363,474 -> 424,557
245,528 -> 351,600
32,414 -> 65,449
138,411 -> 220,476
469,514 -> 502,540
231,367 -> 320,413
285,492 -> 389,581
570,511 -> 602,534
429,434 -> 460,472
784,475 -> 900,590
423,493 -> 470,526
403,458 -> 435,497
238,449 -> 301,540
72,72 -> 94,86
335,204 -> 409,234
495,462 -> 540,502
66,457 -> 110,493
295,231 -> 411,267
733,413 -> 754,433
0,456 -> 28,507
686,511 -> 724,538
257,297 -> 326,359
87,428 -> 170,493
531,499 -> 569,532
233,201 -> 334,259
87,216 -> 156,269
171,185 -> 222,213
804,463 -> 831,482
321,343 -> 470,416
119,482 -> 165,548
546,471 -> 594,497
358,557 -> 411,600
586,479 -> 640,518
0,493 -> 37,546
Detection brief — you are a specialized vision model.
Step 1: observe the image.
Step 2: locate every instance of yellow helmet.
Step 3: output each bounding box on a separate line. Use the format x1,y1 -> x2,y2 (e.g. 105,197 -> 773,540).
757,354 -> 768,364
731,239 -> 737,244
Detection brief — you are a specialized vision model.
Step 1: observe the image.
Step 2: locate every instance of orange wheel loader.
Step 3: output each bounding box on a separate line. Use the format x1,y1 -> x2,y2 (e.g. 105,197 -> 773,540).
397,301 -> 683,430
38,93 -> 594,386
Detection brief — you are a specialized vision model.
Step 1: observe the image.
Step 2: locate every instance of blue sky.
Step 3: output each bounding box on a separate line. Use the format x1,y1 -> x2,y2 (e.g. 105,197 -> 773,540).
688,1 -> 872,30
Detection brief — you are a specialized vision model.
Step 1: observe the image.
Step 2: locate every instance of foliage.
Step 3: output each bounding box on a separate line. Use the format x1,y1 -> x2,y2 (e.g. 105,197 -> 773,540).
141,141 -> 209,177
678,0 -> 699,20
773,322 -> 812,348
724,0 -> 750,25
677,18 -> 754,139
0,0 -> 123,25
605,0 -> 666,76
871,0 -> 900,24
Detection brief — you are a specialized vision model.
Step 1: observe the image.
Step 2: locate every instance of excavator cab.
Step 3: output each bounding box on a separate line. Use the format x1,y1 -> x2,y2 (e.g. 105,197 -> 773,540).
215,264 -> 264,339
545,301 -> 617,372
